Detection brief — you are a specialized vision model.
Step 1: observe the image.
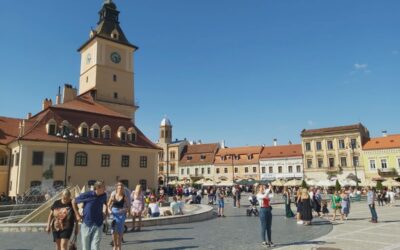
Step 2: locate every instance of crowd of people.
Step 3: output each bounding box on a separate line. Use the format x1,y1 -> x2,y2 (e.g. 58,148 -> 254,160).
45,180 -> 190,250
36,179 -> 399,249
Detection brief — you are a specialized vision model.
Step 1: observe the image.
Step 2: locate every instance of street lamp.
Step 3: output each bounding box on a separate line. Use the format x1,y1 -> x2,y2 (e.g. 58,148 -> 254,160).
166,143 -> 169,187
347,142 -> 359,189
57,131 -> 78,187
231,154 -> 235,182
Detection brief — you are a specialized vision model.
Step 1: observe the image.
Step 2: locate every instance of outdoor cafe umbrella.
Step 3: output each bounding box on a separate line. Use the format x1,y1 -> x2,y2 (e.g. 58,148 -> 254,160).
202,180 -> 217,186
360,179 -> 376,187
382,179 -> 400,187
339,179 -> 357,187
306,179 -> 318,186
247,179 -> 257,186
316,179 -> 335,187
235,179 -> 248,185
167,180 -> 178,185
257,179 -> 270,185
271,179 -> 285,186
216,180 -> 234,186
284,179 -> 302,187
195,179 -> 205,185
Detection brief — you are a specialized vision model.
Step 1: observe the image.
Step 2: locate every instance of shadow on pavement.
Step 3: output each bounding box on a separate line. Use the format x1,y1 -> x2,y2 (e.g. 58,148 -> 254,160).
275,240 -> 330,248
123,237 -> 195,245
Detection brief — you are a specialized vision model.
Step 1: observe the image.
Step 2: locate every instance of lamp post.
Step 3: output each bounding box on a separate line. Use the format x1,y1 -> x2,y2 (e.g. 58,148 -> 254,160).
57,131 -> 78,187
348,142 -> 359,189
166,143 -> 169,187
231,154 -> 235,182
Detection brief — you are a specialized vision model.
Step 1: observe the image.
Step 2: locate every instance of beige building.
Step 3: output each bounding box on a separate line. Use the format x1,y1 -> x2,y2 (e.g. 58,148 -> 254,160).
214,146 -> 263,181
301,123 -> 370,182
362,133 -> 400,180
260,144 -> 303,180
156,118 -> 188,185
179,143 -> 220,181
0,1 -> 160,195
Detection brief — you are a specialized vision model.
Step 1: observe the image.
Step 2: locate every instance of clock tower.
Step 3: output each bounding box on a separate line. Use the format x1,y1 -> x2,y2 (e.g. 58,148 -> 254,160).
78,0 -> 138,122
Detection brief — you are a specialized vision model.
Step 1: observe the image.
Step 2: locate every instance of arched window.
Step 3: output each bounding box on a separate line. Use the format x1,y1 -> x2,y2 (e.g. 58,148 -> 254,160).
79,122 -> 89,138
128,127 -> 137,143
46,119 -> 57,135
118,126 -> 127,142
60,120 -> 70,135
102,125 -> 111,140
75,152 -> 88,166
91,123 -> 100,139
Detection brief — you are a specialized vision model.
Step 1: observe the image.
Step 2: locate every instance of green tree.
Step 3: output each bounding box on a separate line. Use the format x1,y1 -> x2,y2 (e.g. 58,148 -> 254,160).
335,179 -> 341,191
301,179 -> 308,189
376,181 -> 383,191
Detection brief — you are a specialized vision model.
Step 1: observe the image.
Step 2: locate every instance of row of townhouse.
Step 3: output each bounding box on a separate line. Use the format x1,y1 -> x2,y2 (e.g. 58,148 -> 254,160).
156,120 -> 400,185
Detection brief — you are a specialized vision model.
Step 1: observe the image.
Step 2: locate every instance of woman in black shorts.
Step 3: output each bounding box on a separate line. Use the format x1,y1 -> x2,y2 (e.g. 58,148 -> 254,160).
46,189 -> 78,250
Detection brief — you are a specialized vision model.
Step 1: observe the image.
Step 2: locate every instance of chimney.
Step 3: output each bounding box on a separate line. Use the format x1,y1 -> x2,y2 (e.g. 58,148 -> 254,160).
62,84 -> 77,103
27,113 -> 32,119
288,140 -> 292,145
221,140 -> 225,149
18,120 -> 26,137
55,86 -> 61,105
273,138 -> 277,146
42,98 -> 53,110
382,130 -> 387,137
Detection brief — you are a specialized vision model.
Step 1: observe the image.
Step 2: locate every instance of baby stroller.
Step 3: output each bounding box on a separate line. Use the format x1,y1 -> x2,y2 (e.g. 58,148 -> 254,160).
246,195 -> 259,216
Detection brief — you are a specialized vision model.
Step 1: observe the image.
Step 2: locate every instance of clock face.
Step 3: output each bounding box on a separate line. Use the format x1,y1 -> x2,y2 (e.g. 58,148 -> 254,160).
86,53 -> 92,64
110,52 -> 121,64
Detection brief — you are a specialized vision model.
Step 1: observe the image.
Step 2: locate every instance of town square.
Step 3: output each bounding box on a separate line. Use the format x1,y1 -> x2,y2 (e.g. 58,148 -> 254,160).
0,1 -> 399,250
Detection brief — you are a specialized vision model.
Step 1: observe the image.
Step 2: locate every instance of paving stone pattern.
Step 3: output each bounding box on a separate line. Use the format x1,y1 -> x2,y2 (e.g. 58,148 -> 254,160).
0,196 -> 332,250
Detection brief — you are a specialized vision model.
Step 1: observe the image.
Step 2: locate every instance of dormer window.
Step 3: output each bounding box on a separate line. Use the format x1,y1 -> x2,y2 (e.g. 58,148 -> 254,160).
47,119 -> 57,135
187,156 -> 192,160
91,123 -> 100,139
102,125 -> 111,140
105,130 -> 111,140
200,155 -> 206,160
118,126 -> 127,142
221,156 -> 225,161
128,127 -> 137,143
111,29 -> 119,39
93,128 -> 99,138
60,120 -> 70,135
248,154 -> 253,160
121,132 -> 126,142
79,123 -> 89,138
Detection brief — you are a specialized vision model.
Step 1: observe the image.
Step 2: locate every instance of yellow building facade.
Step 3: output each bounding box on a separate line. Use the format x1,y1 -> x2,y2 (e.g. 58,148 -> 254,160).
301,123 -> 370,182
362,134 -> 400,180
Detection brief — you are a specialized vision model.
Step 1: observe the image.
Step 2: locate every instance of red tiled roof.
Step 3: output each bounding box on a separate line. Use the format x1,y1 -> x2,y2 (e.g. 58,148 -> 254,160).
51,93 -> 130,119
214,146 -> 263,165
0,94 -> 160,150
260,144 -> 302,159
301,123 -> 366,136
179,143 -> 219,166
363,134 -> 400,150
0,116 -> 21,145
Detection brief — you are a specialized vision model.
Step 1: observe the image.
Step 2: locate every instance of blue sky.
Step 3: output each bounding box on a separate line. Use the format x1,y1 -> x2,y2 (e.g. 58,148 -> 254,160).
0,1 -> 399,147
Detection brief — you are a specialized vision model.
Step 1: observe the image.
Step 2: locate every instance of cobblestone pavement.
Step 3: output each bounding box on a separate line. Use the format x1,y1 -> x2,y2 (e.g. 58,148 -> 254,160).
276,201 -> 400,250
0,196 -> 332,250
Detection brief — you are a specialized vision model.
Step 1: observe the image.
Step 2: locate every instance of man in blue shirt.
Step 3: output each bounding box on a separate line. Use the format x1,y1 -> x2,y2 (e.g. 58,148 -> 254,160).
72,180 -> 108,250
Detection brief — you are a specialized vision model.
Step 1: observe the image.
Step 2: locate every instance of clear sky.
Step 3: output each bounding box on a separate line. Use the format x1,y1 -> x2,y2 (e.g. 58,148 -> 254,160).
1,1 -> 399,147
